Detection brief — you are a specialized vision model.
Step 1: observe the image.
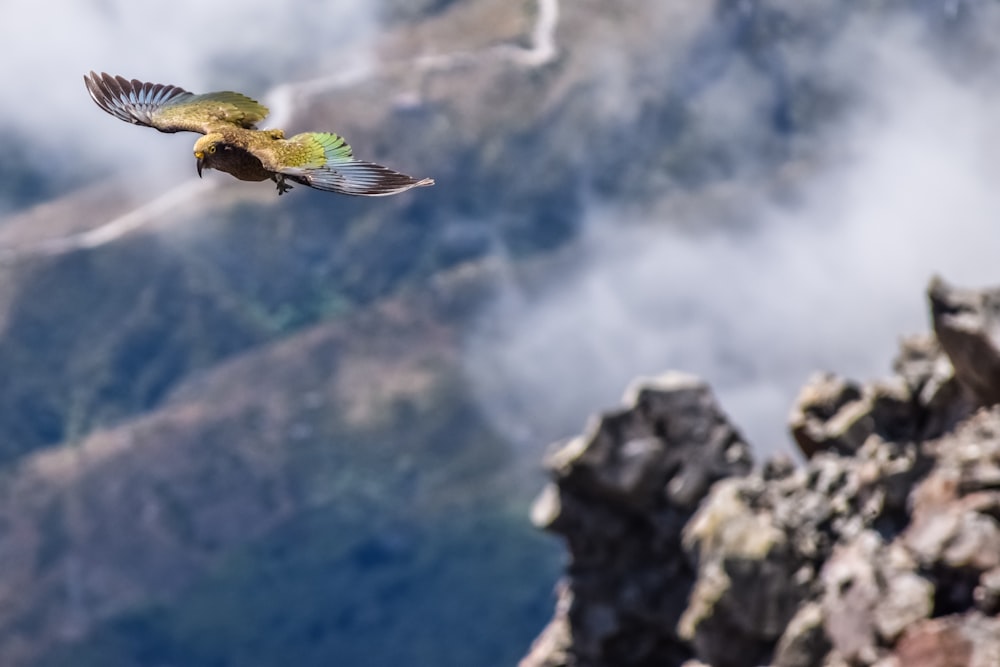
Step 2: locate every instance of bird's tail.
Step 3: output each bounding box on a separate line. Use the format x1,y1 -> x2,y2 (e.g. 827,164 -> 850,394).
286,132 -> 434,197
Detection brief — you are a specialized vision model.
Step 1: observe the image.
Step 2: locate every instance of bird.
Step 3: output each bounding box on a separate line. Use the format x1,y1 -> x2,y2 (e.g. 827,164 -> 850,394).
84,72 -> 434,197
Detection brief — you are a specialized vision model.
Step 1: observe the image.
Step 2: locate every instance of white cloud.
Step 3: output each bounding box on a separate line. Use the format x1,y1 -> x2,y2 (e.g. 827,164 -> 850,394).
464,11 -> 1000,458
0,0 -> 376,191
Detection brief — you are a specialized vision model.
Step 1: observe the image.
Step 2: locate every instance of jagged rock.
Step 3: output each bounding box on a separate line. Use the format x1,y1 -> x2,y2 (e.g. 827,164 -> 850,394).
788,373 -> 924,461
772,603 -> 830,667
679,479 -> 809,666
890,614 -> 1000,667
540,373 -> 753,514
874,567 -> 935,643
789,313 -> 988,462
523,279 -> 1000,667
894,333 -> 974,440
820,533 -> 880,661
522,372 -> 752,667
789,373 -> 870,458
821,532 -> 932,660
973,566 -> 1000,614
520,583 -> 575,667
891,618 -> 971,667
929,276 -> 1000,407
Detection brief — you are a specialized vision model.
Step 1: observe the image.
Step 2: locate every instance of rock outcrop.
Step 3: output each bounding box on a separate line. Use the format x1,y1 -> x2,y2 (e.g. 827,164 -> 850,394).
522,276 -> 1000,667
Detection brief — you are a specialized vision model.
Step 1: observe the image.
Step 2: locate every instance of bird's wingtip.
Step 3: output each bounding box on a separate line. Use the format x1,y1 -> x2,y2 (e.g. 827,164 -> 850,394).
416,177 -> 435,188
83,71 -> 110,84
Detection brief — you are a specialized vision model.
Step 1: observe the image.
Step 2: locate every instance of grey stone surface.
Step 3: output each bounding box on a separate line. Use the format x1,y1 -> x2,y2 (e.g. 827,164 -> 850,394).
929,276 -> 1000,407
522,278 -> 1000,667
524,372 -> 752,667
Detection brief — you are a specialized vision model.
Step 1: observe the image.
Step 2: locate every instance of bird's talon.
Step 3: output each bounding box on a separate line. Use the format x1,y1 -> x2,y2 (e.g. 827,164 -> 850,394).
274,175 -> 293,195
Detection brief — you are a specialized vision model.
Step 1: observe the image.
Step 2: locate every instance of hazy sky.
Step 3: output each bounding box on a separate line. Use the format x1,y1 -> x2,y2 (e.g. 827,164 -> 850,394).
0,0 -> 375,192
464,9 -> 1000,457
4,1 -> 999,460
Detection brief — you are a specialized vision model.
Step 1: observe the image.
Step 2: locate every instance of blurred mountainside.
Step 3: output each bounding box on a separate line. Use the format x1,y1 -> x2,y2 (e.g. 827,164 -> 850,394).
0,1 -> 995,666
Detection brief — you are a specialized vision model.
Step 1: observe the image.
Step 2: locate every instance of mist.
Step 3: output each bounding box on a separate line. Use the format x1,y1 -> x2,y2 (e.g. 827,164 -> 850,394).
5,2 -> 999,458
0,0 -> 376,203
464,10 -> 1000,457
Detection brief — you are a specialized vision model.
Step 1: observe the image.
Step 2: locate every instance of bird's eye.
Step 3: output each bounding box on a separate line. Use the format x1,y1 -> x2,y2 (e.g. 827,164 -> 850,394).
208,145 -> 217,154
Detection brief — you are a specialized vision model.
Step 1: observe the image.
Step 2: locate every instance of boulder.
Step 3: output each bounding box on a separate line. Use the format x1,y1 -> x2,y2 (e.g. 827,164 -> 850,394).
524,278 -> 1000,667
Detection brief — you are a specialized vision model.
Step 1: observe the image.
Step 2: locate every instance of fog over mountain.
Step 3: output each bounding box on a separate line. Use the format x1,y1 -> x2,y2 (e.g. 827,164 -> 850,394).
3,2 -> 1000,665
465,11 -> 1000,456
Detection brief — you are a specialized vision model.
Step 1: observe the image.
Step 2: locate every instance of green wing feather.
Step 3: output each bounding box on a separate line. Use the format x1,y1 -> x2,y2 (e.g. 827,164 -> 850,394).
84,72 -> 269,134
260,132 -> 434,197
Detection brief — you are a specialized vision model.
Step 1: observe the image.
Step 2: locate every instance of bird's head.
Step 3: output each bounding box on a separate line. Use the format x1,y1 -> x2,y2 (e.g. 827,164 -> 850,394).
193,133 -> 225,177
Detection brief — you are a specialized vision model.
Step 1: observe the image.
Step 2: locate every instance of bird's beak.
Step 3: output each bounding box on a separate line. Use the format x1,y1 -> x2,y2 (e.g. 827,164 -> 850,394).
194,151 -> 204,178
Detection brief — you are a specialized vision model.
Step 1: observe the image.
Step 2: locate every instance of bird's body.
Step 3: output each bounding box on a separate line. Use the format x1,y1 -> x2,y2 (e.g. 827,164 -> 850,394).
195,128 -> 275,183
204,143 -> 273,183
84,72 -> 434,197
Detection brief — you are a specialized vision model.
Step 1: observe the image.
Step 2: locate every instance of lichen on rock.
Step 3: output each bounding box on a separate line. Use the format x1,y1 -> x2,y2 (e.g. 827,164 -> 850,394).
522,277 -> 1000,667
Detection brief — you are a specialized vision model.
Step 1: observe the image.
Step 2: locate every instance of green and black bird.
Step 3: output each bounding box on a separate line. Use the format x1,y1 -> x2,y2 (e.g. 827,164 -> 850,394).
84,72 -> 434,197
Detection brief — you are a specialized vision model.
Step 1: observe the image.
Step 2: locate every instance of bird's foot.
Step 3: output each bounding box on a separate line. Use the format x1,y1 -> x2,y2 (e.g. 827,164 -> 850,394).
274,175 -> 293,196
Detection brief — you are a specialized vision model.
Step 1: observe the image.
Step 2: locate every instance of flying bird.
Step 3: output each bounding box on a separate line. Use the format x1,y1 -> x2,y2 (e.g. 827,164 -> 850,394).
84,72 -> 434,197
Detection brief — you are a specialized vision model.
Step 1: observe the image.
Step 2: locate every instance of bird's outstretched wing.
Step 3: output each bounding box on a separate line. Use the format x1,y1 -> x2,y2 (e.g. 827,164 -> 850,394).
256,132 -> 434,197
84,71 -> 269,134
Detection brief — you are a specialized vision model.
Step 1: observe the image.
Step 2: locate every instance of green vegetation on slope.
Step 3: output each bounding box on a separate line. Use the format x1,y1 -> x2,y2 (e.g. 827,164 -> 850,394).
26,364 -> 560,667
39,508 -> 557,667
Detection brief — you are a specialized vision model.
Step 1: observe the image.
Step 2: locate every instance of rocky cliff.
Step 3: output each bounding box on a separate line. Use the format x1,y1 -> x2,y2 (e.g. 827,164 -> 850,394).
521,276 -> 1000,667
